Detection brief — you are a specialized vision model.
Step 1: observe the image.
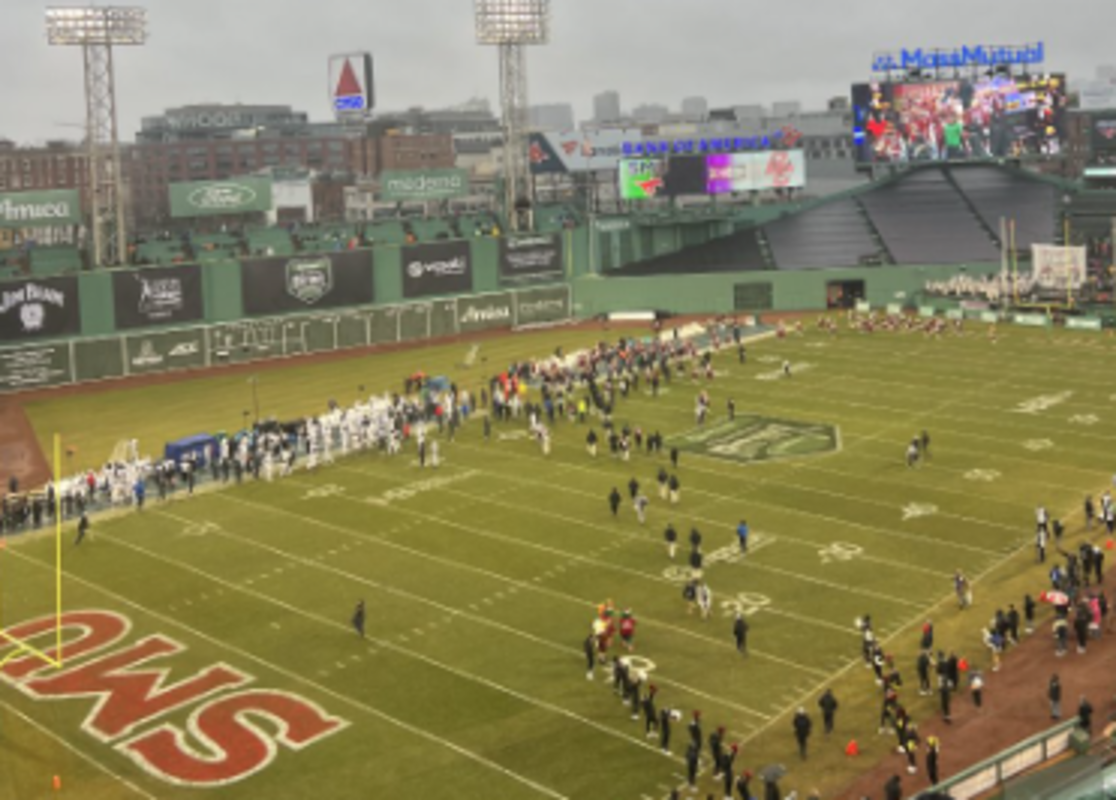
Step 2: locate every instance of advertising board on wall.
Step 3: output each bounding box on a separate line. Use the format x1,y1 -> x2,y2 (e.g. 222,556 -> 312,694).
0,276 -> 81,341
0,345 -> 71,390
706,151 -> 806,193
515,286 -> 571,326
0,190 -> 82,228
618,159 -> 667,199
112,264 -> 204,330
457,292 -> 514,334
401,241 -> 473,298
498,235 -> 563,282
1091,115 -> 1116,152
529,129 -> 643,174
379,169 -> 469,202
1031,244 -> 1087,290
169,177 -> 274,218
241,251 -> 374,316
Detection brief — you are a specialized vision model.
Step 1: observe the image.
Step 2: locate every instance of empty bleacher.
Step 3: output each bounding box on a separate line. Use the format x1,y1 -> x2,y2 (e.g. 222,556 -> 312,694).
608,227 -> 767,276
857,168 -> 1000,265
764,200 -> 880,270
947,166 -> 1057,250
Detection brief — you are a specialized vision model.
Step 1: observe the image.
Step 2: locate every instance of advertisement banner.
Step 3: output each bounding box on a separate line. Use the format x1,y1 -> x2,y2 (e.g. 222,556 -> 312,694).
1013,312 -> 1050,327
1091,115 -> 1116,152
0,190 -> 82,228
1066,317 -> 1103,331
706,151 -> 806,193
515,286 -> 571,326
498,234 -> 563,282
919,306 -> 936,317
241,251 -> 374,316
112,265 -> 204,330
946,309 -> 964,320
125,328 -> 207,375
458,293 -> 513,334
618,159 -> 667,200
169,177 -> 273,218
401,241 -> 472,299
0,276 -> 81,341
1031,244 -> 1087,290
0,344 -> 71,391
379,169 -> 469,202
529,129 -> 643,174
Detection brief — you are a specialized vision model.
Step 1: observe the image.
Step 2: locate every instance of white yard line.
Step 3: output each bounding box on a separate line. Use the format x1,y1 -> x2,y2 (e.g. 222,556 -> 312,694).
212,491 -> 830,680
0,698 -> 158,800
4,549 -> 572,800
150,507 -> 771,723
89,531 -> 681,766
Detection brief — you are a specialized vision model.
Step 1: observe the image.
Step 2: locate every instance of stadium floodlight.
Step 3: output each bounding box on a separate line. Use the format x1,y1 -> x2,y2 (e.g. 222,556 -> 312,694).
475,0 -> 550,232
474,0 -> 550,45
46,7 -> 147,268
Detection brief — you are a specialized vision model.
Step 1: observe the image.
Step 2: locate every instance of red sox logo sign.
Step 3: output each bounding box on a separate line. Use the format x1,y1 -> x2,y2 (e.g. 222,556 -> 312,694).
765,152 -> 796,187
0,610 -> 348,787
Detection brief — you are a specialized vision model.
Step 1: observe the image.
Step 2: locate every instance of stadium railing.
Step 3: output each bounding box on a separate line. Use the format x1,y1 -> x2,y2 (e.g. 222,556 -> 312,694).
912,719 -> 1081,799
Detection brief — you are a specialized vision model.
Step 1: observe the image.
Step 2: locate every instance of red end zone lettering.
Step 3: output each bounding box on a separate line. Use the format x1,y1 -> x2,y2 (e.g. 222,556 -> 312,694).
118,690 -> 350,787
22,635 -> 253,742
0,610 -> 131,682
0,610 -> 350,788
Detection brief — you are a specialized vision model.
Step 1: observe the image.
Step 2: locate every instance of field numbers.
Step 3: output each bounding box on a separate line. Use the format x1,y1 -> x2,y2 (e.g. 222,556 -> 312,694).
1012,392 -> 1073,415
818,542 -> 863,565
721,592 -> 772,618
179,521 -> 221,538
1023,439 -> 1054,452
302,483 -> 346,501
964,469 -> 1001,483
1069,414 -> 1099,426
497,430 -> 530,441
902,502 -> 938,521
757,355 -> 781,364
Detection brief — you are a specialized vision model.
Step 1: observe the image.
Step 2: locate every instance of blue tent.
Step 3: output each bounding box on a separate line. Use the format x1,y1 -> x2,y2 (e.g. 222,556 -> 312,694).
164,434 -> 217,466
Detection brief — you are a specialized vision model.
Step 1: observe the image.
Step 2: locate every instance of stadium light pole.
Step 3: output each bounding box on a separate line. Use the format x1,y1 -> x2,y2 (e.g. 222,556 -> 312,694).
474,0 -> 549,233
46,6 -> 147,269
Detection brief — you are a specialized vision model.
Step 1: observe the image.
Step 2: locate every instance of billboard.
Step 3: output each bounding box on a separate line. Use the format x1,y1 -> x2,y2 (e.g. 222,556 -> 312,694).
0,190 -> 81,228
529,129 -> 643,174
618,159 -> 667,200
379,169 -> 469,202
852,74 -> 1067,164
662,156 -> 708,197
329,53 -> 374,119
1031,244 -> 1087,290
401,241 -> 472,298
112,264 -> 204,330
241,251 -> 374,316
498,234 -> 563,282
458,292 -> 514,334
1091,115 -> 1116,152
0,276 -> 81,341
169,177 -> 273,218
706,151 -> 806,194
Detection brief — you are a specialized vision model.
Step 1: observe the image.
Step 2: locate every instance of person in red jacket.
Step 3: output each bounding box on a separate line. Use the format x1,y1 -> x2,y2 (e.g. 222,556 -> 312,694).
619,610 -> 637,652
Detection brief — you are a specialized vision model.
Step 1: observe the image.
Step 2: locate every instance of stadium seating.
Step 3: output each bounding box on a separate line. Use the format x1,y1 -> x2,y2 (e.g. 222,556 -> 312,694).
29,246 -> 83,276
764,199 -> 881,270
607,226 -> 768,276
857,168 -> 1001,265
947,165 -> 1057,250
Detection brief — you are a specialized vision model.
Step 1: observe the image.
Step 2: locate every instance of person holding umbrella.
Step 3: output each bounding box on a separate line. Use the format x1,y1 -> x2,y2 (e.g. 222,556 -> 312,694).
760,764 -> 786,800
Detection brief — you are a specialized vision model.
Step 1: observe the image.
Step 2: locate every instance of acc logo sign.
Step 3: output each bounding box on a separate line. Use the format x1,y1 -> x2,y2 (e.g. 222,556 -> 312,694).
0,610 -> 348,788
187,184 -> 257,211
286,258 -> 334,304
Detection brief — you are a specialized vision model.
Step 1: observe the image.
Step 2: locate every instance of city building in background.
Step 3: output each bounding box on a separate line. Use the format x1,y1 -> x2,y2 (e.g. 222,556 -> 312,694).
680,96 -> 708,122
528,103 -> 575,131
593,90 -> 621,123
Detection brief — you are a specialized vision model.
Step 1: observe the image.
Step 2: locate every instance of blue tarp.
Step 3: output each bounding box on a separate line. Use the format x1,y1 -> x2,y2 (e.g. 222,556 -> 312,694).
164,434 -> 217,466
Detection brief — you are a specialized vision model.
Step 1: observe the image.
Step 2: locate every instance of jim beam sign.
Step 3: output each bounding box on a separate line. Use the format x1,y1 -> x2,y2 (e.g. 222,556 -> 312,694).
0,276 -> 81,340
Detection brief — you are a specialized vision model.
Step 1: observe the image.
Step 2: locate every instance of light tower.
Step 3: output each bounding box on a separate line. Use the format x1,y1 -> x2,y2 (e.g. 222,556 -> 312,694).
46,6 -> 147,268
474,0 -> 549,232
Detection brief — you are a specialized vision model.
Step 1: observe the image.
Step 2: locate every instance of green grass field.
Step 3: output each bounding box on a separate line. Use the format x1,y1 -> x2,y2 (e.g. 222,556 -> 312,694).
3,321 -> 1115,800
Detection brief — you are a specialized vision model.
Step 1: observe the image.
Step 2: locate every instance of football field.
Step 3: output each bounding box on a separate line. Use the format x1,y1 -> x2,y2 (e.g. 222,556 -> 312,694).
2,320 -> 1114,799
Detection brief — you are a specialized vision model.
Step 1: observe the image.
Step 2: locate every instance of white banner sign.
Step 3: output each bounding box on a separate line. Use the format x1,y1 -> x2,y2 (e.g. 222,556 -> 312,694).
1031,244 -> 1087,290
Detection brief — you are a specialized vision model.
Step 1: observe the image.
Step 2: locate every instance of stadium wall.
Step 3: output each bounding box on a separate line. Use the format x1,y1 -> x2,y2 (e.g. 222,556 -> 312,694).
572,263 -> 1001,316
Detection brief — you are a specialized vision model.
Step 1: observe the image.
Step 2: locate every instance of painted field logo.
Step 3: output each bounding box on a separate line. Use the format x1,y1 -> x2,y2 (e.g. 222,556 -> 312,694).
671,415 -> 838,464
0,609 -> 348,788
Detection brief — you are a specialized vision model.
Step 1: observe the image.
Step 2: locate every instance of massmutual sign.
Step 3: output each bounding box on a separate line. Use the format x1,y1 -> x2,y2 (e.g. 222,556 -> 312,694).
379,169 -> 469,203
0,190 -> 82,228
872,42 -> 1045,73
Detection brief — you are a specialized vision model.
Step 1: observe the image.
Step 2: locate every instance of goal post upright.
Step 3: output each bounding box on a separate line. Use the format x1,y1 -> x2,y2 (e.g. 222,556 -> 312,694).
55,432 -> 63,669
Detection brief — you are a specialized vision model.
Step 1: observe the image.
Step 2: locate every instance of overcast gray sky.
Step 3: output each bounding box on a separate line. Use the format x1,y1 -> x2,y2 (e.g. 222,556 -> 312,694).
2,0 -> 1111,144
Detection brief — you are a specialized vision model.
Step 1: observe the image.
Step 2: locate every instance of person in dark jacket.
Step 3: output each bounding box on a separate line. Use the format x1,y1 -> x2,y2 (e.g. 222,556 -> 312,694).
818,689 -> 838,734
1049,674 -> 1062,719
884,774 -> 902,800
733,612 -> 749,656
793,707 -> 812,758
926,736 -> 941,786
1078,695 -> 1094,734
